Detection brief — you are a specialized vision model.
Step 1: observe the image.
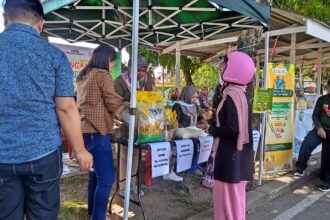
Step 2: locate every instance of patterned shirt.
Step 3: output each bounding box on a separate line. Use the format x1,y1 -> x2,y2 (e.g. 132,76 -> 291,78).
77,68 -> 125,135
0,23 -> 74,164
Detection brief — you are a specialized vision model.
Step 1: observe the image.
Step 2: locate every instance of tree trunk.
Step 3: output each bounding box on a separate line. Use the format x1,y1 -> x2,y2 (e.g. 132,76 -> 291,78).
237,29 -> 263,130
183,71 -> 193,86
237,0 -> 272,130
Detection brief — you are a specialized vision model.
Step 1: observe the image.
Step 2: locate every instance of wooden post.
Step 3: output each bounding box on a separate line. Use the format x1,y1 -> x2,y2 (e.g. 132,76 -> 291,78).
317,45 -> 323,94
290,33 -> 297,65
256,56 -> 261,88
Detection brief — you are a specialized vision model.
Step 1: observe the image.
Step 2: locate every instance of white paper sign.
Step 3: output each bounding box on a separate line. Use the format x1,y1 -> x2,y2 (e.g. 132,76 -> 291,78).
252,130 -> 260,152
150,142 -> 172,178
197,136 -> 213,164
175,139 -> 194,172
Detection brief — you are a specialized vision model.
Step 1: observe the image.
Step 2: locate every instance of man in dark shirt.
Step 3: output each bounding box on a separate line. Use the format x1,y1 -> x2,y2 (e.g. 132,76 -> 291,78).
295,79 -> 330,191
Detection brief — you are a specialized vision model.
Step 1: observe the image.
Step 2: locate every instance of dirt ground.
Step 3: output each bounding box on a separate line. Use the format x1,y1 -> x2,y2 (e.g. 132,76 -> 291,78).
60,150 -> 297,220
59,172 -> 214,220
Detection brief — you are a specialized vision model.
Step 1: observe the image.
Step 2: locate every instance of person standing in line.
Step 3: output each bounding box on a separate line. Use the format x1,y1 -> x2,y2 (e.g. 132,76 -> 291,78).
0,1 -> 93,219
208,52 -> 255,220
76,44 -> 127,220
114,56 -> 155,195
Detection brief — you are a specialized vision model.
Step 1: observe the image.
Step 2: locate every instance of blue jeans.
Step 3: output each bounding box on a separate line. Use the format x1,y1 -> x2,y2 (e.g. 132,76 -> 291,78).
0,148 -> 62,220
190,140 -> 200,173
190,154 -> 200,172
83,133 -> 115,220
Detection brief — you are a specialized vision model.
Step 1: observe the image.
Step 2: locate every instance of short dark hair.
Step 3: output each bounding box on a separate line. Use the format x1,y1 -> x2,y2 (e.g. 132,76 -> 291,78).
3,0 -> 45,23
76,44 -> 117,82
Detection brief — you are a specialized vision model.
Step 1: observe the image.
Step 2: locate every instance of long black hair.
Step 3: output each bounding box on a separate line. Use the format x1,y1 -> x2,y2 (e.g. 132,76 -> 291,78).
76,44 -> 116,82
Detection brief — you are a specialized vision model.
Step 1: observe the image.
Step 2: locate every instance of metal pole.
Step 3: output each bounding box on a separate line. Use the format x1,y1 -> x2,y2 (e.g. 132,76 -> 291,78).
175,42 -> 181,89
123,0 -> 139,219
259,31 -> 270,186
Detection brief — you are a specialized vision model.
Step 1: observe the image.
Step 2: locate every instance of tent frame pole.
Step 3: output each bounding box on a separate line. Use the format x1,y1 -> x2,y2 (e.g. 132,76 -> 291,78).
259,31 -> 270,186
175,42 -> 181,89
123,0 -> 140,219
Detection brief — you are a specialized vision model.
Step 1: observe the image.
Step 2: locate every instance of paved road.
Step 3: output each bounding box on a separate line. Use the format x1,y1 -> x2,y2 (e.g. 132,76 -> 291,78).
247,178 -> 330,220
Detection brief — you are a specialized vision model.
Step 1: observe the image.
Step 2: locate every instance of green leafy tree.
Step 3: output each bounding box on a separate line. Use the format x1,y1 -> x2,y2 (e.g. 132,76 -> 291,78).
138,47 -> 204,86
191,64 -> 219,90
274,0 -> 330,24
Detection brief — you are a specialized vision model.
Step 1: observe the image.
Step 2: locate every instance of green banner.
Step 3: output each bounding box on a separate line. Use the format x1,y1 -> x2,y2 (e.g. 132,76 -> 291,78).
266,143 -> 293,152
273,89 -> 294,97
253,88 -> 273,113
112,52 -> 121,79
271,102 -> 292,115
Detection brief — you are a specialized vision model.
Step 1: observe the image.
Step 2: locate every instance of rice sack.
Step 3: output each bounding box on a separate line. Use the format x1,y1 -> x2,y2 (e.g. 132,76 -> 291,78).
136,91 -> 165,144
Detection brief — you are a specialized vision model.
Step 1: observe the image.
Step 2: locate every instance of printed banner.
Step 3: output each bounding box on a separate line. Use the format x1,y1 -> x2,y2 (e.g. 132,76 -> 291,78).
197,136 -> 213,164
294,109 -> 321,159
53,43 -> 93,80
175,139 -> 194,172
264,63 -> 295,173
150,142 -> 172,178
253,88 -> 273,113
53,44 -> 122,83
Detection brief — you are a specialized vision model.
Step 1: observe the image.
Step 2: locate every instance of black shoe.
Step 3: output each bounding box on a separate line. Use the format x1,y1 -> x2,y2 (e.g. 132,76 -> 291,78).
318,182 -> 330,192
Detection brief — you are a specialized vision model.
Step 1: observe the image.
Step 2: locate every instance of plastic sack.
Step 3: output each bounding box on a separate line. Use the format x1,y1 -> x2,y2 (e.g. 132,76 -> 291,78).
175,126 -> 208,139
136,91 -> 165,144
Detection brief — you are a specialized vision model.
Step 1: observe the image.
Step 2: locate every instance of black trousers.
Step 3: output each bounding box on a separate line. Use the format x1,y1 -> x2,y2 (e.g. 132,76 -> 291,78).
322,131 -> 330,184
295,129 -> 325,180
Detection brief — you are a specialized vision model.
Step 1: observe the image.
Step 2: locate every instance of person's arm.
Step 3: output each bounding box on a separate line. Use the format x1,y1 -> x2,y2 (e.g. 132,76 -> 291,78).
99,72 -> 126,114
208,97 -> 239,138
56,98 -> 93,171
54,51 -> 93,171
114,77 -> 125,99
312,96 -> 327,139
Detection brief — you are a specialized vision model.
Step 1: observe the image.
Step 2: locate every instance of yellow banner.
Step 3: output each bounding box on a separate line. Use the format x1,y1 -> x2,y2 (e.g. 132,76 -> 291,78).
264,63 -> 295,173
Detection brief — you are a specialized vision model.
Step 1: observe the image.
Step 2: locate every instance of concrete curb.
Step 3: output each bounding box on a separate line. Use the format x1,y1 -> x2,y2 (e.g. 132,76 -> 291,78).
185,165 -> 320,220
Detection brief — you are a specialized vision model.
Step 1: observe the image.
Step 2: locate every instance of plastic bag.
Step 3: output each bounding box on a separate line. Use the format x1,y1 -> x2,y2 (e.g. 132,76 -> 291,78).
136,91 -> 165,144
175,126 -> 207,139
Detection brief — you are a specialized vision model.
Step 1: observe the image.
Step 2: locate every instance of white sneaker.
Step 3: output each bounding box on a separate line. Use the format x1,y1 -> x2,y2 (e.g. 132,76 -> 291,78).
163,172 -> 183,182
294,170 -> 304,177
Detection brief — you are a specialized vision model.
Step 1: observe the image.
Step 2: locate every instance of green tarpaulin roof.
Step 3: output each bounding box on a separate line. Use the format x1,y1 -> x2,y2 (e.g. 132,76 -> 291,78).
43,0 -> 271,49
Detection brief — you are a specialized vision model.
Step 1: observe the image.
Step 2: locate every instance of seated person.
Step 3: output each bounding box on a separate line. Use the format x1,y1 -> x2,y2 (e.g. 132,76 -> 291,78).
172,85 -> 204,176
166,87 -> 180,107
199,86 -> 210,110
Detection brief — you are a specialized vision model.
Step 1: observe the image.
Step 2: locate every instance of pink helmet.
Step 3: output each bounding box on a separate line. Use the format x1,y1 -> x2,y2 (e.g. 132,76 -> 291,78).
222,52 -> 255,85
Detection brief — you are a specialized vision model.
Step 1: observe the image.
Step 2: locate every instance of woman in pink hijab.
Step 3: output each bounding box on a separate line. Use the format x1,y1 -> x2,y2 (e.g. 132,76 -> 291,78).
208,52 -> 255,220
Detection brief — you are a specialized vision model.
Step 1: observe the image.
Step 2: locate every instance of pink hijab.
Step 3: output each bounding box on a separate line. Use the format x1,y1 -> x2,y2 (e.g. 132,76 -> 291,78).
216,84 -> 249,151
